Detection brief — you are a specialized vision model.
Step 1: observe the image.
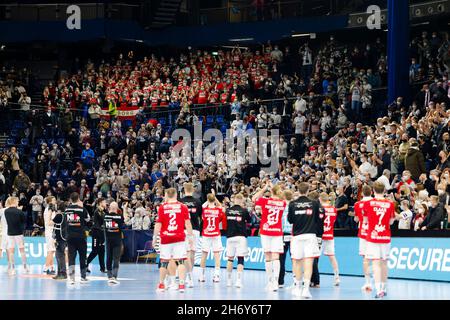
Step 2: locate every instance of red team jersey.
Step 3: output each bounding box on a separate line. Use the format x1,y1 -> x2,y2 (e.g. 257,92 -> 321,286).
157,201 -> 190,244
363,198 -> 395,244
202,207 -> 226,237
354,198 -> 371,239
321,205 -> 337,240
255,197 -> 286,236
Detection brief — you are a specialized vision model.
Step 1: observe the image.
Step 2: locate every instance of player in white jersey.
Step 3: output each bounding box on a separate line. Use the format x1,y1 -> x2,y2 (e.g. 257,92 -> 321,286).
0,199 -> 11,263
43,196 -> 57,275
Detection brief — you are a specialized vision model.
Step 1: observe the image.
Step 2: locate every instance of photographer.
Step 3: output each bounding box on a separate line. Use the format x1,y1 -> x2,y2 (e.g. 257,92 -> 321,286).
86,198 -> 107,274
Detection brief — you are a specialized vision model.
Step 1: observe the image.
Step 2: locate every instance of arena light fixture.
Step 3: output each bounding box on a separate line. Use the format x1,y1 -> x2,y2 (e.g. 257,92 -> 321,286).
228,37 -> 254,42
291,33 -> 310,38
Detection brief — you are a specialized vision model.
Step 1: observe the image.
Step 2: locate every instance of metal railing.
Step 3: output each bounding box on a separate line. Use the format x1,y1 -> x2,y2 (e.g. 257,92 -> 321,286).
0,2 -> 141,22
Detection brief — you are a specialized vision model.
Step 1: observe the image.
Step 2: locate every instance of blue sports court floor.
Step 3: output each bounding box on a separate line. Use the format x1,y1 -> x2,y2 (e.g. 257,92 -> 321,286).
0,264 -> 449,300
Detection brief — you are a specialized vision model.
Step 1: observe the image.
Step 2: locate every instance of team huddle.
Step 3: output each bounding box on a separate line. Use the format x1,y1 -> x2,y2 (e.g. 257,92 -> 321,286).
153,181 -> 395,299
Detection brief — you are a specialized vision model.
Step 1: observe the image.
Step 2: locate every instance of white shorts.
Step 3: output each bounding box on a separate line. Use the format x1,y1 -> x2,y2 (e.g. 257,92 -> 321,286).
290,234 -> 321,260
359,238 -> 367,256
7,235 -> 25,250
226,236 -> 249,258
201,236 -> 223,253
365,241 -> 391,260
45,231 -> 56,252
260,235 -> 284,254
321,239 -> 335,256
159,241 -> 187,261
185,230 -> 200,252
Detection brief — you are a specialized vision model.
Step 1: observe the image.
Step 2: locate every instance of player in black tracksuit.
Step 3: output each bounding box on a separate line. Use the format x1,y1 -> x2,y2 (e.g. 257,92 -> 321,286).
65,192 -> 90,284
180,183 -> 203,285
311,194 -> 325,287
86,198 -> 107,273
287,183 -> 322,298
225,194 -> 251,287
103,201 -> 124,284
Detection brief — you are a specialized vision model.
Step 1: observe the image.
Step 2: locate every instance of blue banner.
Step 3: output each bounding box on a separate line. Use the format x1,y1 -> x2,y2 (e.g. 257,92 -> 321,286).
199,237 -> 450,282
0,237 -> 97,265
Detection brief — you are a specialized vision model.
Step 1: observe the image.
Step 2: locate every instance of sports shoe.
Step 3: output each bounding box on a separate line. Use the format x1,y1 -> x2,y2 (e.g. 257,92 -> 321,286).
235,280 -> 243,288
227,278 -> 233,287
100,269 -> 107,273
213,274 -> 220,283
53,274 -> 67,280
111,278 -> 120,285
292,287 -> 302,297
8,268 -> 16,276
156,283 -> 166,292
23,265 -> 30,273
186,278 -> 194,288
361,284 -> 373,291
374,291 -> 386,299
178,284 -> 185,293
68,278 -> 76,285
333,276 -> 340,286
265,282 -> 277,292
80,277 -> 89,284
46,270 -> 56,275
107,278 -> 114,284
301,287 -> 312,299
198,274 -> 206,282
278,284 -> 285,288
310,283 -> 320,288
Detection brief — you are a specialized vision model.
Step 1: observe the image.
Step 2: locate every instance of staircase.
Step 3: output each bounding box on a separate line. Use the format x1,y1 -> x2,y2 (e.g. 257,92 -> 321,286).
149,0 -> 183,29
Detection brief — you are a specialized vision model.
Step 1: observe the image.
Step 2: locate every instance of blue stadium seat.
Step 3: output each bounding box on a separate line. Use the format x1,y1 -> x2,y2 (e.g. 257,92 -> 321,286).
36,138 -> 45,146
158,118 -> 166,126
47,139 -> 55,146
6,138 -> 15,146
21,138 -> 29,146
57,138 -> 65,146
216,115 -> 225,124
123,120 -> 133,128
206,115 -> 214,124
10,130 -> 18,138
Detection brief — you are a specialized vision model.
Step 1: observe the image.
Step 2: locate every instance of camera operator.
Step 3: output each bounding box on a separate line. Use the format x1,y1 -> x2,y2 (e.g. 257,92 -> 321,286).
86,198 -> 107,274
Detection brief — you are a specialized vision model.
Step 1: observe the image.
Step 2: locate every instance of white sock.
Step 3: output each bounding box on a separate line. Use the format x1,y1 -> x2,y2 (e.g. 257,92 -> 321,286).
272,260 -> 280,283
381,282 -> 386,291
375,282 -> 382,293
214,267 -> 220,276
293,277 -> 299,287
303,279 -> 310,289
334,269 -> 339,277
186,272 -> 192,281
168,275 -> 175,285
365,275 -> 371,285
237,271 -> 242,280
227,271 -> 232,280
265,261 -> 273,283
201,268 -> 206,276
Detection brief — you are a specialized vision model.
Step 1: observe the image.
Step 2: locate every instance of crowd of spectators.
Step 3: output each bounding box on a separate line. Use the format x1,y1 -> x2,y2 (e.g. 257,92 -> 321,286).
0,31 -> 449,237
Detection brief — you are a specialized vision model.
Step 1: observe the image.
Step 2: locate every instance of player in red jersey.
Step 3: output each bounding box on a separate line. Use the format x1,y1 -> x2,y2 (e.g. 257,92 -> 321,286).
363,182 -> 395,298
199,193 -> 227,283
153,188 -> 193,293
252,182 -> 286,292
319,192 -> 340,286
353,185 -> 373,291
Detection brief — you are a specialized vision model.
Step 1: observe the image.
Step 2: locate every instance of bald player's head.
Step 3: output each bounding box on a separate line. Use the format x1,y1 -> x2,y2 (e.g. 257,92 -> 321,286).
109,201 -> 119,213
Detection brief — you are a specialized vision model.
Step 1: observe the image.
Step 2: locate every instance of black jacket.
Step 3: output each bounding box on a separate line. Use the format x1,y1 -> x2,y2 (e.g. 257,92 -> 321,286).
4,207 -> 26,236
421,203 -> 444,229
288,196 -> 323,236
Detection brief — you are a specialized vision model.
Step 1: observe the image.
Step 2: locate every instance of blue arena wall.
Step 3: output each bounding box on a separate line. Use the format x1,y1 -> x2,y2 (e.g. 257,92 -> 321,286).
0,15 -> 348,46
200,237 -> 450,282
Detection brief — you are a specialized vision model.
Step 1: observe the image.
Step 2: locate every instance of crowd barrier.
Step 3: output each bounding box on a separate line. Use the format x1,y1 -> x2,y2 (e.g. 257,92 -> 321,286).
201,235 -> 450,282
4,232 -> 449,282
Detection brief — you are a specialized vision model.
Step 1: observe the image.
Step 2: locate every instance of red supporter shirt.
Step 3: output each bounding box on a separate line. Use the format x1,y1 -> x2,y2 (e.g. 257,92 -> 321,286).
363,198 -> 395,244
202,206 -> 226,237
157,201 -> 190,244
321,205 -> 337,240
255,197 -> 286,236
354,197 -> 372,239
